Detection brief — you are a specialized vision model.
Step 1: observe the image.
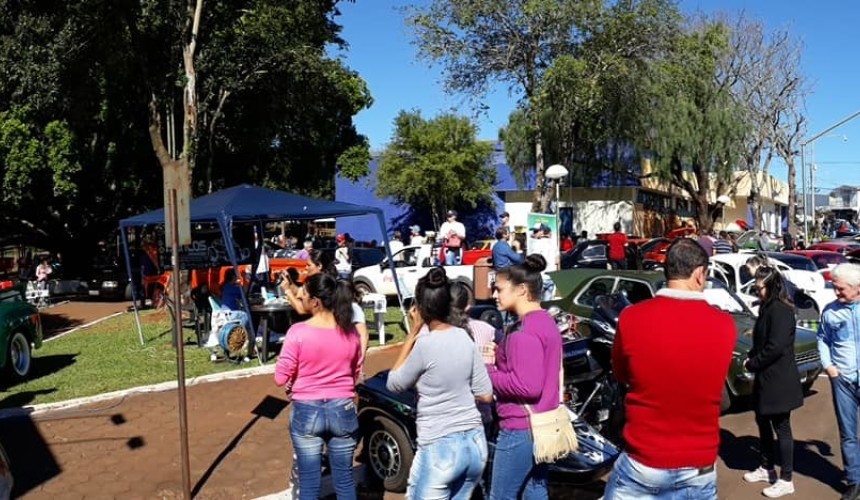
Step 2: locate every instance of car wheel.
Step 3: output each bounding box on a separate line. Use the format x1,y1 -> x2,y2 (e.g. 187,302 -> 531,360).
355,281 -> 375,298
363,416 -> 414,493
6,332 -> 32,380
720,384 -> 732,414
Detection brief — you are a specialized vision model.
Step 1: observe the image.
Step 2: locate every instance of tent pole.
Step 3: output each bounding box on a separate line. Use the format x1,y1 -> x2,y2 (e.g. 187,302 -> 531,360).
376,211 -> 409,332
120,225 -> 145,345
218,215 -> 255,361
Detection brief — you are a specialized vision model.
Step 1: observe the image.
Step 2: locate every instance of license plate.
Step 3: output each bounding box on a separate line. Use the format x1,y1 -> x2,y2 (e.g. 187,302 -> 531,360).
88,290 -> 100,296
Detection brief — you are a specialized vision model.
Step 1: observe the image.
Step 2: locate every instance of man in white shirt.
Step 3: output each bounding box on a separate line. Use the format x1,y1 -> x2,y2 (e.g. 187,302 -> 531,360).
439,209 -> 466,265
409,225 -> 424,246
388,230 -> 404,261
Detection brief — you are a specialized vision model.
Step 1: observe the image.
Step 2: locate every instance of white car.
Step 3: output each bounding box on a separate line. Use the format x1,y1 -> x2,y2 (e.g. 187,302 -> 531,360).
709,253 -> 835,315
352,245 -> 474,299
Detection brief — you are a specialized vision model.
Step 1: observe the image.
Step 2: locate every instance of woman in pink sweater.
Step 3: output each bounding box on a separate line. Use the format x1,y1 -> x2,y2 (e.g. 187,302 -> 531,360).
274,273 -> 362,500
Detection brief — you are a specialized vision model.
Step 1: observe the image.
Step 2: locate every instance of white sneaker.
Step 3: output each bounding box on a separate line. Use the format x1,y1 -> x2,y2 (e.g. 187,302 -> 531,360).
744,466 -> 777,483
763,479 -> 795,498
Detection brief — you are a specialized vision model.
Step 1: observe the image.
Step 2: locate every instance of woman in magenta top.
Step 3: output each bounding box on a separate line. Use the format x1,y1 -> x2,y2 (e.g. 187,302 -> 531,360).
274,273 -> 362,500
487,254 -> 562,499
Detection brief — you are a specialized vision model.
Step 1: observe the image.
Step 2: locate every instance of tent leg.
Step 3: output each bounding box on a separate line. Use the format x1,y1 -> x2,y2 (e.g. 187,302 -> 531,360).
120,228 -> 146,345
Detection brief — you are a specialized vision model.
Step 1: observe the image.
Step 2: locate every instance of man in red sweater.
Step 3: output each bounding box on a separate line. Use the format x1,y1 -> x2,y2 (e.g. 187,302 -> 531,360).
604,238 -> 736,499
606,222 -> 628,270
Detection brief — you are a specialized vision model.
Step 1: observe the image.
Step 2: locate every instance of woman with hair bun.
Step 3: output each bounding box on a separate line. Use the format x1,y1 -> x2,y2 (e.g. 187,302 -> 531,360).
274,273 -> 362,500
487,254 -> 562,499
387,267 -> 494,498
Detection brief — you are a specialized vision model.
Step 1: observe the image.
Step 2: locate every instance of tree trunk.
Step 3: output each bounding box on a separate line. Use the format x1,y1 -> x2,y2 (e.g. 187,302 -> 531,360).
695,195 -> 714,233
748,190 -> 761,231
531,125 -> 547,213
787,156 -> 797,238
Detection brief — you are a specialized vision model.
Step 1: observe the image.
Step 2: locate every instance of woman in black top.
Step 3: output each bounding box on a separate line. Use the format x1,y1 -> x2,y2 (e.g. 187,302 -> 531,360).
742,266 -> 803,498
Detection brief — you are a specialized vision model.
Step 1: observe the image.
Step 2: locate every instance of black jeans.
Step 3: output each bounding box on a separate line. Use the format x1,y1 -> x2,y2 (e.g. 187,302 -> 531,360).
756,412 -> 794,481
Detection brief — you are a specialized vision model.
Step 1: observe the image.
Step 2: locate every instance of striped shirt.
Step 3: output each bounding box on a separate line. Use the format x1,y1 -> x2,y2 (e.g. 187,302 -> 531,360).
713,238 -> 734,254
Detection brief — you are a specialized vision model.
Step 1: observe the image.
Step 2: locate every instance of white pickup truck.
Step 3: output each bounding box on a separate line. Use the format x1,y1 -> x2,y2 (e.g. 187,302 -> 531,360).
352,244 -> 475,298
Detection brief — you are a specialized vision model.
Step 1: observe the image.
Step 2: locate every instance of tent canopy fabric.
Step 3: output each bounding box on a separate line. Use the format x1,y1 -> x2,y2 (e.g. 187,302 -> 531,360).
120,184 -> 384,227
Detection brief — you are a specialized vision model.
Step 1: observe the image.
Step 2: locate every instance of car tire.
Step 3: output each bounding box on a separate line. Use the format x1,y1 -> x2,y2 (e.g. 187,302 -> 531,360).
355,281 -> 375,298
720,384 -> 732,414
363,415 -> 414,493
5,332 -> 32,380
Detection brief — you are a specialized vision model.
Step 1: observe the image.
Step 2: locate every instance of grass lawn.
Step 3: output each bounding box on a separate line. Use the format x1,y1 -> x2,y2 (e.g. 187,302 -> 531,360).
0,305 -> 406,409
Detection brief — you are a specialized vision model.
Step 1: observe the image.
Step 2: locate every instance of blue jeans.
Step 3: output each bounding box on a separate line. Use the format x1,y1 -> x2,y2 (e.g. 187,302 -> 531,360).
446,248 -> 461,265
489,428 -> 548,500
407,427 -> 488,499
832,375 -> 860,484
289,398 -> 358,500
603,452 -> 717,499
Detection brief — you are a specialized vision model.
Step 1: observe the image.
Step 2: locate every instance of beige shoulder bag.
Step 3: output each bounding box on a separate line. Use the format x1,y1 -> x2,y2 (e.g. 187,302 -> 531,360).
524,361 -> 578,463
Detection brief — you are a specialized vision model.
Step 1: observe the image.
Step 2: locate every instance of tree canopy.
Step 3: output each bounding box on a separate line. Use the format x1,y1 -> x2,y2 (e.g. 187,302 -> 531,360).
0,0 -> 371,270
376,110 -> 496,230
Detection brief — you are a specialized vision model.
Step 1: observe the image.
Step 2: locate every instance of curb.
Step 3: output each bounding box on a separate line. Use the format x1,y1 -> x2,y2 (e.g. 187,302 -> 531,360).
0,342 -> 402,421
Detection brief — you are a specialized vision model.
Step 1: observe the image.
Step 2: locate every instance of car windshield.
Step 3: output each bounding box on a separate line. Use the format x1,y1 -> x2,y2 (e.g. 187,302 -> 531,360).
812,253 -> 847,268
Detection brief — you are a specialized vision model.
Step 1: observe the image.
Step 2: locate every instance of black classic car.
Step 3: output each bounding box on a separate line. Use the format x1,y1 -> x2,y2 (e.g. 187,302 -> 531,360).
560,240 -> 639,270
356,336 -> 621,493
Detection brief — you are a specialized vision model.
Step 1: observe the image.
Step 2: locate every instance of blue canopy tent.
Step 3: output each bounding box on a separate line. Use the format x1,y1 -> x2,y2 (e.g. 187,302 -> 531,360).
118,184 -> 404,350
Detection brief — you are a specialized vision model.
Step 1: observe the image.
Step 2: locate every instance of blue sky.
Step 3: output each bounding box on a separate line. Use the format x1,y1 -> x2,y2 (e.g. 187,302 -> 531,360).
335,0 -> 860,194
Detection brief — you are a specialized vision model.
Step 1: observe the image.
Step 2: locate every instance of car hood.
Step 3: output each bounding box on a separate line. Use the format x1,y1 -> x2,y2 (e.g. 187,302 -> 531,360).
730,312 -> 818,352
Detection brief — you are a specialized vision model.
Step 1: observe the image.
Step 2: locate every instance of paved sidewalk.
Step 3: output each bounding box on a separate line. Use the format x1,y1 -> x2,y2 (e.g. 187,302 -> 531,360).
0,344 -> 403,500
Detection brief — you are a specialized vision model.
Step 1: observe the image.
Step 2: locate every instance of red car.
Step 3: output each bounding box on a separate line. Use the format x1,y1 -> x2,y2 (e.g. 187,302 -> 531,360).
785,250 -> 847,281
806,241 -> 860,255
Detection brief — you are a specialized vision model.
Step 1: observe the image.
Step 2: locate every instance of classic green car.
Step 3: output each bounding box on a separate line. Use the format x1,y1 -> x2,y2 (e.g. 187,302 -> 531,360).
546,269 -> 822,412
0,285 -> 42,382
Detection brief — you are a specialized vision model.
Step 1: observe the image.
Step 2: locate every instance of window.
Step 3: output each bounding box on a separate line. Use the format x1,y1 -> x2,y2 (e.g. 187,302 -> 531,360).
576,278 -> 616,308
616,279 -> 653,304
581,245 -> 606,259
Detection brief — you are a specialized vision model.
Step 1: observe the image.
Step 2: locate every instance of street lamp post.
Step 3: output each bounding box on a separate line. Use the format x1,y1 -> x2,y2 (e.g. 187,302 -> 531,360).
546,164 -> 570,215
800,108 -> 860,243
546,164 -> 570,252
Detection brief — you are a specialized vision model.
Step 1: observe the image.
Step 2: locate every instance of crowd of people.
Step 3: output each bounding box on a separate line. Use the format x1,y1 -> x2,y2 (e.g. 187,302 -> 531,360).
260,210 -> 860,499
272,248 -> 563,499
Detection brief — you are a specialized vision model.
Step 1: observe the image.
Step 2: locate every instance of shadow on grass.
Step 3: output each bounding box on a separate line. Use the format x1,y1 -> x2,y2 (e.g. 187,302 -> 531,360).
40,312 -> 85,339
192,395 -> 288,497
0,354 -> 78,393
719,428 -> 843,494
0,414 -> 61,496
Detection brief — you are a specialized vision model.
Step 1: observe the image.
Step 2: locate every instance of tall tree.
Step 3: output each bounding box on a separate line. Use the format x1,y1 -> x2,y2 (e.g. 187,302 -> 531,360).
634,21 -> 748,232
407,0 -> 600,213
376,111 -> 496,230
499,0 -> 681,190
0,0 -> 372,269
720,15 -> 806,229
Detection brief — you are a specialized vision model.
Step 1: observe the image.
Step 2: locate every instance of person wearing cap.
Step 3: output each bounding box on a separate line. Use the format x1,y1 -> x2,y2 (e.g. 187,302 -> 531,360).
530,223 -> 559,273
439,210 -> 466,265
334,234 -> 352,279
409,225 -> 424,246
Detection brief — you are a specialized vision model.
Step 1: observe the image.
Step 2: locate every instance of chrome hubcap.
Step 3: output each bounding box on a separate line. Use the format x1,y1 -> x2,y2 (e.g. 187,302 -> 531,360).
368,429 -> 400,478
